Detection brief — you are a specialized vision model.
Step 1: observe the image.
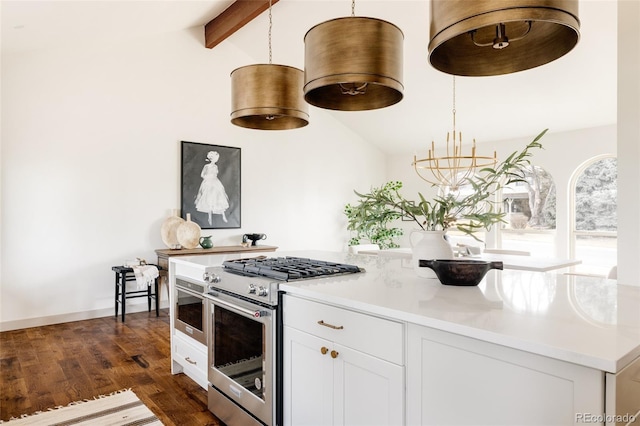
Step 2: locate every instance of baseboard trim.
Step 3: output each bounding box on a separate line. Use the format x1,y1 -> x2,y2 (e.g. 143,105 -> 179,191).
0,301 -> 170,332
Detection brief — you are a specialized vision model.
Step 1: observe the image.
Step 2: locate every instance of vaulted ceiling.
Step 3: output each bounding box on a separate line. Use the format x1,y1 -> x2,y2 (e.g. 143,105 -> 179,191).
1,0 -> 617,154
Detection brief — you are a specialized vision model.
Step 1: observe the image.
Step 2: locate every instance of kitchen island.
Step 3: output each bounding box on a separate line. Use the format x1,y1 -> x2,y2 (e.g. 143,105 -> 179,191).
278,251 -> 640,426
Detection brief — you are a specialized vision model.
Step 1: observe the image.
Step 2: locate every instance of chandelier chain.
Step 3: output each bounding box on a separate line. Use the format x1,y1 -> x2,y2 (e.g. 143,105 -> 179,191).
452,77 -> 457,134
351,0 -> 355,16
268,0 -> 273,64
452,76 -> 455,113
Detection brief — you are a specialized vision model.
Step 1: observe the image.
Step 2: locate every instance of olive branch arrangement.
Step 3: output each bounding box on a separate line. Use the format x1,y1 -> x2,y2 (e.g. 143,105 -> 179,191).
344,129 -> 547,248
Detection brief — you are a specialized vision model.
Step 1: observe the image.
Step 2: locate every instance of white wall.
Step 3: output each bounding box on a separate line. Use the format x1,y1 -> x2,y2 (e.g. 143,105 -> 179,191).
0,28 -> 387,330
616,0 -> 640,286
386,126 -> 617,252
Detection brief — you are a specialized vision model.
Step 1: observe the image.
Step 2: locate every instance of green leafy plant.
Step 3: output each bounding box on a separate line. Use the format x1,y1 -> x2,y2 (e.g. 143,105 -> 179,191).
344,129 -> 547,248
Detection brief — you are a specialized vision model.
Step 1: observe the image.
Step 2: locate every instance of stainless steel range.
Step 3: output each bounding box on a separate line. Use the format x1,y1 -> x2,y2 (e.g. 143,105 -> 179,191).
202,256 -> 362,426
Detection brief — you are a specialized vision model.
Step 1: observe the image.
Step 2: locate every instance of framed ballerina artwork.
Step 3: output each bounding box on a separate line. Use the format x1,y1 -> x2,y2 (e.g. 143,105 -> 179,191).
181,141 -> 241,229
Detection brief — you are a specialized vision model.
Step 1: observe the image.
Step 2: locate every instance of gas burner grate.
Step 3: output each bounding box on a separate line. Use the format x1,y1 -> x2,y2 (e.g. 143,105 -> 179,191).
223,256 -> 362,281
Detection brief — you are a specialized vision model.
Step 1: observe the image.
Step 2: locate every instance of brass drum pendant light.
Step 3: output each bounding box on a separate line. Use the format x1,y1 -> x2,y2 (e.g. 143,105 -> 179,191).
230,1 -> 308,130
231,64 -> 308,130
304,0 -> 404,111
428,0 -> 580,76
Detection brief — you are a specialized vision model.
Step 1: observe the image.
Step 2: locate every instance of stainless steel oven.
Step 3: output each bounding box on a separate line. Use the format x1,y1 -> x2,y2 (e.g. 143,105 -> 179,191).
174,278 -> 207,346
206,286 -> 277,426
201,256 -> 362,426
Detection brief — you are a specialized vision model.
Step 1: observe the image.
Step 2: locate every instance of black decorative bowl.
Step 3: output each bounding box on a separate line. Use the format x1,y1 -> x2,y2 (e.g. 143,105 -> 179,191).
418,259 -> 503,286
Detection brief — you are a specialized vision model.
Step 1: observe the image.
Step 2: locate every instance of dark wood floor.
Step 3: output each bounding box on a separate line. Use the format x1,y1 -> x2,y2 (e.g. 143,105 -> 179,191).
0,309 -> 222,425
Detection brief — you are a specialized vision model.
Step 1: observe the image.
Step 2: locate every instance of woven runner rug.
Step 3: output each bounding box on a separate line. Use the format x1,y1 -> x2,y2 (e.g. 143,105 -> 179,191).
1,389 -> 163,425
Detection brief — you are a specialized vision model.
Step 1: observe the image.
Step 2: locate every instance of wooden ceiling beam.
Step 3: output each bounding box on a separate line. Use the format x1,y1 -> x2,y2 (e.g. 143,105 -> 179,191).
205,0 -> 280,49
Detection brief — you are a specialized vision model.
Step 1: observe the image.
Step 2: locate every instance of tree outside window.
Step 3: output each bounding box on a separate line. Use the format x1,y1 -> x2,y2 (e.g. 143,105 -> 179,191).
445,165 -> 557,254
572,157 -> 617,276
502,165 -> 556,230
497,165 -> 556,256
575,158 -> 617,232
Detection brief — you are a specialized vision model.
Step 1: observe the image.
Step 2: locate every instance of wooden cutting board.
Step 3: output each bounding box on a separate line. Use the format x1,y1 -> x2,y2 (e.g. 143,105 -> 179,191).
176,213 -> 201,249
160,211 -> 185,248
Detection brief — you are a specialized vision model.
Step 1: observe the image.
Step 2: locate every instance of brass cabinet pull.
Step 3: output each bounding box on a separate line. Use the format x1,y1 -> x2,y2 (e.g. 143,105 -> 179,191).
330,350 -> 339,359
320,346 -> 328,355
317,320 -> 344,330
185,357 -> 197,365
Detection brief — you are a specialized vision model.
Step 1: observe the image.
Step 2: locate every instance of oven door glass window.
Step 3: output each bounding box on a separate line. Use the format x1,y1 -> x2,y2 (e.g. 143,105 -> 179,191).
213,306 -> 265,400
176,289 -> 203,332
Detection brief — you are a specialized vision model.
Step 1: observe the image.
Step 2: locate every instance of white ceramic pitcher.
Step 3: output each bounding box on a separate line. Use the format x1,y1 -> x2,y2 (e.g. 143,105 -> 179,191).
410,230 -> 454,278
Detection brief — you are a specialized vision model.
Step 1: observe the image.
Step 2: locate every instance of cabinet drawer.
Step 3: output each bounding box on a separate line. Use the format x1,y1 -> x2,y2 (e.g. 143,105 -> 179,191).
173,331 -> 208,389
283,295 -> 404,364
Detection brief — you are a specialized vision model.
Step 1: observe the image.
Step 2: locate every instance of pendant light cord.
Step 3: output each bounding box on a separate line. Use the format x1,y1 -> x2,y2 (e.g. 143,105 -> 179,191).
452,76 -> 456,135
268,0 -> 272,64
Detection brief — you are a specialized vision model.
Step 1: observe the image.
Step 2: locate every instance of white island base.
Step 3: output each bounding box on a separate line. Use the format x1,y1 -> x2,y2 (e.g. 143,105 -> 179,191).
278,251 -> 640,426
407,325 -> 604,425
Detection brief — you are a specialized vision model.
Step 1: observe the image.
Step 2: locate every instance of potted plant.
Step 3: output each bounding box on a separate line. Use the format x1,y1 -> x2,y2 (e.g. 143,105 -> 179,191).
344,129 -> 547,250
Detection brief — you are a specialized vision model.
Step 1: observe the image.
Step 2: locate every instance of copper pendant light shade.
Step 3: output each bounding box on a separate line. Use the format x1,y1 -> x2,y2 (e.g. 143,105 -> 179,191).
231,64 -> 309,130
304,16 -> 404,111
428,0 -> 580,76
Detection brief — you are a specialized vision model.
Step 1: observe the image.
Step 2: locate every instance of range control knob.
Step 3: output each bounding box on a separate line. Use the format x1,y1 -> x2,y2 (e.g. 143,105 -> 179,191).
203,272 -> 221,284
248,283 -> 257,294
257,286 -> 268,297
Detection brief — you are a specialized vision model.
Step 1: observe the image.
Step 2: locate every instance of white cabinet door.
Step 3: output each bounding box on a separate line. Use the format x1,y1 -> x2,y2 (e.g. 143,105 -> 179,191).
283,324 -> 405,426
283,294 -> 405,426
407,324 -> 604,426
283,326 -> 334,426
334,342 -> 404,426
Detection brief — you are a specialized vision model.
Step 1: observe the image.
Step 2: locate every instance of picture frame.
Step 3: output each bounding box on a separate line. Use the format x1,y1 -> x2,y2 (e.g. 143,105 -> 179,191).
181,141 -> 241,229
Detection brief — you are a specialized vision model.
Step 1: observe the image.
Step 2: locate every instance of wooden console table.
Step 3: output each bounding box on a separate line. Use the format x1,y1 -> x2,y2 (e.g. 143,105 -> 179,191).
155,245 -> 278,271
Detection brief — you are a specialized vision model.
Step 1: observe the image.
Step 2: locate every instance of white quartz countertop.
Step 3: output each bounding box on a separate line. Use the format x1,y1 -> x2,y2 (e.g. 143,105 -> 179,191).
275,251 -> 640,374
170,250 -> 640,373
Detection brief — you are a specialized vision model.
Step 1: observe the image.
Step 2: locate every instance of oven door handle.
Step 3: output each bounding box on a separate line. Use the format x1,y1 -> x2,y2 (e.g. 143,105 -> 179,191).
207,294 -> 267,319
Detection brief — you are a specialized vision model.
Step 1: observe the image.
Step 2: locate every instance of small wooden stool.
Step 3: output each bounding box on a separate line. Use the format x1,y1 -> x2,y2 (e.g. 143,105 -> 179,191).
111,265 -> 161,322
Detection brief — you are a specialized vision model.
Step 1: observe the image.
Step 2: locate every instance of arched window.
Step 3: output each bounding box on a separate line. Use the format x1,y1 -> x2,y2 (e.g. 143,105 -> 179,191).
571,157 -> 617,276
499,165 -> 556,256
